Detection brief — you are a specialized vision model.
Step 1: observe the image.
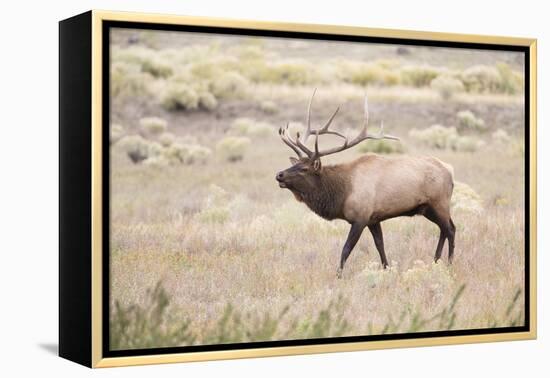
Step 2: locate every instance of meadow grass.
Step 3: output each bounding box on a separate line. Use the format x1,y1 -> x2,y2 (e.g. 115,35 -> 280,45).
110,121 -> 525,348
109,31 -> 526,350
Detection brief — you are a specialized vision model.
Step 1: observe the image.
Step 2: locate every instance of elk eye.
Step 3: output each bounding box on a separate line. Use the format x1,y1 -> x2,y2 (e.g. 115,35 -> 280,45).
300,166 -> 309,172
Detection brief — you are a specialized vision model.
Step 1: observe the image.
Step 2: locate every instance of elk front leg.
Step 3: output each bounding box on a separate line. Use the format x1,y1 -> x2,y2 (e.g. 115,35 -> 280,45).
337,222 -> 366,279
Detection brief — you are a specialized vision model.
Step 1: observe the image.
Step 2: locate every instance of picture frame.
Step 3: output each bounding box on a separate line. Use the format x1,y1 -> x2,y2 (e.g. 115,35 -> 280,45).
59,10 -> 537,368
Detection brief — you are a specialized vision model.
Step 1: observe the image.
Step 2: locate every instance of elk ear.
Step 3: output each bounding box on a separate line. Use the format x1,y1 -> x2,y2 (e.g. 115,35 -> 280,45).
289,157 -> 299,165
313,158 -> 322,171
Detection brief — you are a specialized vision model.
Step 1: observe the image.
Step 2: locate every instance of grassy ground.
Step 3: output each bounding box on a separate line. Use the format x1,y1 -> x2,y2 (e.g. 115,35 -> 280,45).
109,29 -> 525,350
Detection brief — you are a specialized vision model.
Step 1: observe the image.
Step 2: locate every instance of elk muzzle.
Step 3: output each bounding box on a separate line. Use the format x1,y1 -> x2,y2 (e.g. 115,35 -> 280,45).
276,171 -> 287,188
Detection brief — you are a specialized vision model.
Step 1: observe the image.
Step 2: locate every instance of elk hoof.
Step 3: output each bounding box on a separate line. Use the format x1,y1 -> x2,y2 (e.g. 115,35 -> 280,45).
336,268 -> 343,279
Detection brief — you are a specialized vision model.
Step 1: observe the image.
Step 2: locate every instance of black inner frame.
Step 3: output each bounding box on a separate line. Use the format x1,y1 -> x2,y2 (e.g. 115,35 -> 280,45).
102,20 -> 531,358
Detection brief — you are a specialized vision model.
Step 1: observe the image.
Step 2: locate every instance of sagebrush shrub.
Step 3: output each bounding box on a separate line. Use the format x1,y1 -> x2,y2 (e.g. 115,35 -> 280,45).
160,82 -> 200,111
111,61 -> 154,99
496,63 -> 522,94
461,65 -> 501,93
210,71 -> 249,99
216,136 -> 251,162
261,59 -> 320,85
198,91 -> 218,110
456,110 -> 486,132
162,143 -> 212,165
185,144 -> 212,164
230,118 -> 273,138
342,62 -> 400,86
117,135 -> 160,163
409,125 -> 458,149
113,46 -> 173,78
259,100 -> 278,114
430,75 -> 465,100
358,139 -> 404,154
110,282 -> 194,350
139,117 -> 167,135
400,65 -> 441,87
158,132 -> 175,147
452,181 -> 483,214
409,125 -> 483,152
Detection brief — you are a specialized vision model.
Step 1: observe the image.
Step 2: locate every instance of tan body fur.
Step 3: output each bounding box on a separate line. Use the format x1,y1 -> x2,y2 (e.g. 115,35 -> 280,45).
342,154 -> 454,225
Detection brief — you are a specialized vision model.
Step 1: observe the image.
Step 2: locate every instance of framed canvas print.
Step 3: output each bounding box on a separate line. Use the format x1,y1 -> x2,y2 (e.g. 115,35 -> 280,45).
59,10 -> 537,368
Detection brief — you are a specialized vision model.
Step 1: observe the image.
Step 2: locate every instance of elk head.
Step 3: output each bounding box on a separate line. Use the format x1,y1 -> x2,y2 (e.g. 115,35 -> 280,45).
276,89 -> 398,197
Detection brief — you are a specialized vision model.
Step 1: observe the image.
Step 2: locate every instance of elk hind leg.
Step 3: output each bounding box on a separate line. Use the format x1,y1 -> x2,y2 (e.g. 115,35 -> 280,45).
447,217 -> 456,263
424,206 -> 453,263
368,222 -> 389,269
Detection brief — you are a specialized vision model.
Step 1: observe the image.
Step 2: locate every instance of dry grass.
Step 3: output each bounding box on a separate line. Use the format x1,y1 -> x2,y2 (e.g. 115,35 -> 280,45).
110,117 -> 525,348
109,30 -> 526,350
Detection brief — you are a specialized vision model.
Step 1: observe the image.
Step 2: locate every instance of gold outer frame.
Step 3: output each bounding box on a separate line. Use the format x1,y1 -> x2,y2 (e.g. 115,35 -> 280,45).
90,9 -> 537,368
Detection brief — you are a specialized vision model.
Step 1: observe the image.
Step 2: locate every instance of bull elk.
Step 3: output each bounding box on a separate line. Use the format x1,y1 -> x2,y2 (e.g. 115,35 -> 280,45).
276,90 -> 455,278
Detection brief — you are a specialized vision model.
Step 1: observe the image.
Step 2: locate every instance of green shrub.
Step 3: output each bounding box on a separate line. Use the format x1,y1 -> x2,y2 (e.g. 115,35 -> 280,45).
111,281 -> 349,349
358,139 -> 404,154
409,125 -> 458,149
189,60 -> 225,80
162,143 -> 212,165
409,125 -> 483,152
401,65 -> 441,87
456,110 -> 486,132
452,181 -> 483,214
259,100 -> 278,114
198,91 -> 218,110
113,46 -> 173,78
343,62 -> 400,86
461,65 -> 501,93
117,135 -> 161,163
158,132 -> 175,147
110,282 -> 194,350
139,117 -> 167,135
111,281 -> 522,349
496,63 -> 522,94
160,82 -> 200,111
257,59 -> 320,85
210,71 -> 249,99
430,75 -> 465,100
185,144 -> 212,164
111,61 -> 154,99
230,118 -> 273,138
216,136 -> 251,162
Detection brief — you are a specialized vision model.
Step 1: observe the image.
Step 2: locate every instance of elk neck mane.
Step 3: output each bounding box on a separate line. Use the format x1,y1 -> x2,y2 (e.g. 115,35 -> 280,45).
301,164 -> 350,221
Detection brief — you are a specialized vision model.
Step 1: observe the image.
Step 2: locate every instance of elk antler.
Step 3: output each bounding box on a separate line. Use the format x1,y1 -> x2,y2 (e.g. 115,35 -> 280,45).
302,89 -> 345,142
279,123 -> 304,158
279,90 -> 399,159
